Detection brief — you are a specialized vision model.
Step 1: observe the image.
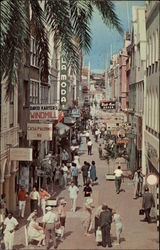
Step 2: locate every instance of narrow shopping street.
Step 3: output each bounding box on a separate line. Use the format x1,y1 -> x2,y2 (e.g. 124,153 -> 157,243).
4,132 -> 158,250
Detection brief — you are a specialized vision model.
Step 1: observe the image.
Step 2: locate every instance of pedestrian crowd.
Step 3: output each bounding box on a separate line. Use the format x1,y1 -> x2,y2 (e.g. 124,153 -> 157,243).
0,119 -> 156,249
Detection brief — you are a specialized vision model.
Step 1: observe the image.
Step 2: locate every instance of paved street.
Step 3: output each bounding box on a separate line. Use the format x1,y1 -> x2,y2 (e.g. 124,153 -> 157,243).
2,132 -> 158,250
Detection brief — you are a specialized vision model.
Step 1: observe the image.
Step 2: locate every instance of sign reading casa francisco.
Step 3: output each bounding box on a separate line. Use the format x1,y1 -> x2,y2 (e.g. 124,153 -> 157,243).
60,55 -> 68,108
27,123 -> 53,141
29,104 -> 58,121
10,148 -> 32,161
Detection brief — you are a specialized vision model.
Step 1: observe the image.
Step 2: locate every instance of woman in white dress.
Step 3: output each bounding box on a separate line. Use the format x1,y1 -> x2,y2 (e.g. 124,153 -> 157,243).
112,211 -> 123,245
27,214 -> 45,247
73,152 -> 81,170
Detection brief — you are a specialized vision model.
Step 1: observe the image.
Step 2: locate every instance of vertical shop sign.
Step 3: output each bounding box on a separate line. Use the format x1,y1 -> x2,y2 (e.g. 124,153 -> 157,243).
60,55 -> 68,109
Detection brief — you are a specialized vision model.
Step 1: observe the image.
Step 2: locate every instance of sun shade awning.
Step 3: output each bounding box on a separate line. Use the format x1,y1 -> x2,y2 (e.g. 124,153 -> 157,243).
55,122 -> 70,136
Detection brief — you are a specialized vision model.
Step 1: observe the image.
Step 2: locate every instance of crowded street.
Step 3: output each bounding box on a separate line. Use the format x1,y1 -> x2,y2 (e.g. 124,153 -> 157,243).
0,1 -> 159,250
1,122 -> 158,249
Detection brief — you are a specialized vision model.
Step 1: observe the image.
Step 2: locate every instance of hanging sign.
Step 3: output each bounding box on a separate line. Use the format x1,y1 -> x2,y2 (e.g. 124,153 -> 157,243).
29,104 -> 58,121
60,55 -> 68,109
27,123 -> 53,141
10,148 -> 33,161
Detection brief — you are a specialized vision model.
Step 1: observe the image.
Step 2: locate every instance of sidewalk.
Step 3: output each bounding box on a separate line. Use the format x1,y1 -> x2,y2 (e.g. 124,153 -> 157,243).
2,132 -> 159,249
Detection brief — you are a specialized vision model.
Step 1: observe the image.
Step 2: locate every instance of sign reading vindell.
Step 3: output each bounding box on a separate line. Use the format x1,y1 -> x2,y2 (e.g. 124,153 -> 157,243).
60,55 -> 68,108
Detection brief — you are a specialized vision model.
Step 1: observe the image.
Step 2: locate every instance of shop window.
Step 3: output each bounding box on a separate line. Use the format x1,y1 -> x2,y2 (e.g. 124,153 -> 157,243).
30,36 -> 39,67
30,81 -> 39,104
41,85 -> 49,104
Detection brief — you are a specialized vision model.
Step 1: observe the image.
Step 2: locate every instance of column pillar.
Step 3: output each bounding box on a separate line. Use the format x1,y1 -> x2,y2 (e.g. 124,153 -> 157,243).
9,172 -> 17,212
0,180 -> 4,196
4,175 -> 10,209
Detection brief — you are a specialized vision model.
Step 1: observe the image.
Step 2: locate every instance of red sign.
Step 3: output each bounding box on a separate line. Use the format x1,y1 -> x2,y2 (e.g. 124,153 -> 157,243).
116,138 -> 129,144
58,111 -> 64,122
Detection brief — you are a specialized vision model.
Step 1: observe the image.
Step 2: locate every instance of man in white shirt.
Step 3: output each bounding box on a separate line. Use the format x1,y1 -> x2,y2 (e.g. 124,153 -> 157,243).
85,131 -> 90,143
114,166 -> 123,194
87,139 -> 93,155
43,206 -> 58,249
30,186 -> 40,212
3,212 -> 18,250
68,181 -> 79,212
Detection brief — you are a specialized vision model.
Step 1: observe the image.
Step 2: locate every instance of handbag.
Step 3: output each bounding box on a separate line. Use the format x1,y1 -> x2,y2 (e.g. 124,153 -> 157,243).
96,228 -> 102,242
139,209 -> 144,215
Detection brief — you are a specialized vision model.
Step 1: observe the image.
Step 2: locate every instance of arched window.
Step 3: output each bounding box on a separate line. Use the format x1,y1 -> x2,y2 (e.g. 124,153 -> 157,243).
148,88 -> 152,127
155,87 -> 158,132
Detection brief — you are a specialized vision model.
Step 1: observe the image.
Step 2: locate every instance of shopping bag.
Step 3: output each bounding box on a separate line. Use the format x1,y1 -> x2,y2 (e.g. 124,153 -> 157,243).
55,228 -> 63,238
96,228 -> 102,242
139,209 -> 144,215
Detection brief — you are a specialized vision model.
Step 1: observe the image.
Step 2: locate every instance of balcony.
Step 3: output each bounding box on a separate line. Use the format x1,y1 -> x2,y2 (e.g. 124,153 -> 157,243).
0,126 -> 19,155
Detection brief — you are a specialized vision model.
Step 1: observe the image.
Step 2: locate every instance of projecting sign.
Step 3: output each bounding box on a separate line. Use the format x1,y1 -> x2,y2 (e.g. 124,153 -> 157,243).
60,55 -> 68,109
29,104 -> 58,121
27,123 -> 53,141
71,109 -> 80,118
10,148 -> 33,161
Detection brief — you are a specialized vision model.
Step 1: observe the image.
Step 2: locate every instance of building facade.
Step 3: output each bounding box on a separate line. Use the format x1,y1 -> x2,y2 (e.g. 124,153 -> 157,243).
143,0 -> 159,228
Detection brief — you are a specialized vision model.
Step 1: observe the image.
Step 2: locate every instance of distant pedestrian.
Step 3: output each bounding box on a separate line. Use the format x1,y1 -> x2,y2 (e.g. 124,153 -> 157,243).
0,194 -> 8,220
30,186 -> 40,212
85,131 -> 90,143
133,170 -> 139,199
62,163 -> 69,187
95,129 -> 99,142
43,206 -> 58,249
82,198 -> 93,236
61,149 -> 69,165
98,144 -> 103,159
90,161 -> 97,185
58,199 -> 67,239
142,187 -> 155,223
3,212 -> 18,250
99,204 -> 112,248
73,152 -> 81,170
81,161 -> 89,185
39,187 -> 51,216
71,163 -> 79,186
87,139 -> 93,155
112,210 -> 123,246
68,181 -> 79,212
94,205 -> 103,239
17,186 -> 28,218
137,168 -> 144,196
114,166 -> 123,194
83,182 -> 92,199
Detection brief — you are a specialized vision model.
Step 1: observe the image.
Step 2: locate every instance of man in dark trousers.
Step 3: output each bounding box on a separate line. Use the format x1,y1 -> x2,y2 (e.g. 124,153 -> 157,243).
142,186 -> 155,223
99,204 -> 112,248
81,161 -> 89,185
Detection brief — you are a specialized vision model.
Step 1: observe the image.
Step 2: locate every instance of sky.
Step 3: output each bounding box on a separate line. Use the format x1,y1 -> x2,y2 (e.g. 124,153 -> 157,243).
84,1 -> 145,72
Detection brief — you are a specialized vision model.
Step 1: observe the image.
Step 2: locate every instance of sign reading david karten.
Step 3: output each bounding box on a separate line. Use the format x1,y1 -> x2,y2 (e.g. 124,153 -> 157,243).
60,55 -> 68,109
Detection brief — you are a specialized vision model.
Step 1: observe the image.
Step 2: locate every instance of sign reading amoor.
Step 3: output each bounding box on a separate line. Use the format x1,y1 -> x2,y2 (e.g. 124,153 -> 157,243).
60,55 -> 68,109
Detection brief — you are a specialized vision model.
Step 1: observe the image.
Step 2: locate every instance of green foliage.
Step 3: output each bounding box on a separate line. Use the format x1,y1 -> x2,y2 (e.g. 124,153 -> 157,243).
0,0 -> 123,97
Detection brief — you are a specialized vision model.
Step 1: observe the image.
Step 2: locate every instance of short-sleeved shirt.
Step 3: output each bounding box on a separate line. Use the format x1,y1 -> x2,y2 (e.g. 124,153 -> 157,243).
81,165 -> 89,176
30,191 -> 40,200
18,190 -> 26,201
87,141 -> 93,146
114,169 -> 123,177
4,217 -> 18,233
68,185 -> 79,199
83,186 -> 92,197
71,166 -> 78,177
42,211 -> 58,224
